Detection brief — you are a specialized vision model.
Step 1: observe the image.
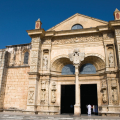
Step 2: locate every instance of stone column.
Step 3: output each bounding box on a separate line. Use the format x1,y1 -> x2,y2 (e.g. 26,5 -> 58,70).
26,37 -> 41,112
74,65 -> 81,115
69,48 -> 85,115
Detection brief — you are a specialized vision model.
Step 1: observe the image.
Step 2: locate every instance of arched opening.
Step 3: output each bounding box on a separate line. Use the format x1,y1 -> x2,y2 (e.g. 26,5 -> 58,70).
80,63 -> 96,74
61,64 -> 75,75
80,56 -> 105,73
71,24 -> 83,30
24,52 -> 29,64
51,57 -> 73,74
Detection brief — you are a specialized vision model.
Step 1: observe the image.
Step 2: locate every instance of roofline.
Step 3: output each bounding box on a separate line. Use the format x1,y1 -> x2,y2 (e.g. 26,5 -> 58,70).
47,13 -> 108,31
6,43 -> 31,48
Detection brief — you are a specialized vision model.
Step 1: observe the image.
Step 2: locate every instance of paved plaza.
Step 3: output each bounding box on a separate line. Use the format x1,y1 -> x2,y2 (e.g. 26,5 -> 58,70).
0,112 -> 120,120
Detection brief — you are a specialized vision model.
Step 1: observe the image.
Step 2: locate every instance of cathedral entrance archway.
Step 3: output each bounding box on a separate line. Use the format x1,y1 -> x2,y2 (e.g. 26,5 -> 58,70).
61,85 -> 75,114
80,84 -> 98,114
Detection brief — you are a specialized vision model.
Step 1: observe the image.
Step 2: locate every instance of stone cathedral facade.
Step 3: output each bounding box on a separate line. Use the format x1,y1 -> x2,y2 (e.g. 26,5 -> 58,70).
0,9 -> 120,116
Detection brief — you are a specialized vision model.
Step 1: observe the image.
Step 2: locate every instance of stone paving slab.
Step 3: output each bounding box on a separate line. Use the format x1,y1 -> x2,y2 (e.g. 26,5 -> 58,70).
0,112 -> 120,120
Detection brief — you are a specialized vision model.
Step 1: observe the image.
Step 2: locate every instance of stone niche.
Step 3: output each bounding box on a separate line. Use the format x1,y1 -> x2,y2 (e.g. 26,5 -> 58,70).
106,45 -> 114,68
42,49 -> 49,70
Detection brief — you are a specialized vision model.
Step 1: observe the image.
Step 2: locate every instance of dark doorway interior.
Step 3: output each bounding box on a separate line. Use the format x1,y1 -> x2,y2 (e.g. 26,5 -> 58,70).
81,84 -> 98,114
61,85 -> 75,114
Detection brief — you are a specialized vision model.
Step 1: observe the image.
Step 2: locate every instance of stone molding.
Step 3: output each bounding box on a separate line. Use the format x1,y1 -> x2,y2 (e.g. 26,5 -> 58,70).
52,34 -> 103,45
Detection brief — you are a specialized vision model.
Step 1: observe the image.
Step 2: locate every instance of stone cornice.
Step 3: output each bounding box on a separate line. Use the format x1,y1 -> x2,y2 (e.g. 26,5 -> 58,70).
26,29 -> 45,38
109,20 -> 120,28
45,25 -> 113,37
26,21 -> 120,39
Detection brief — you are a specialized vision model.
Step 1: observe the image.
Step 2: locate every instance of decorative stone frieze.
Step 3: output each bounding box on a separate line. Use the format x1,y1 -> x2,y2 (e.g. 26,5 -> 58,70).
52,34 -> 103,45
101,80 -> 107,103
43,39 -> 51,45
51,82 -> 56,103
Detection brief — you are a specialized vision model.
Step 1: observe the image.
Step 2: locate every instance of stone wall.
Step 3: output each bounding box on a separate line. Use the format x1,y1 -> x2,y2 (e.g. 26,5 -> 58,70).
3,67 -> 30,110
0,49 -> 6,110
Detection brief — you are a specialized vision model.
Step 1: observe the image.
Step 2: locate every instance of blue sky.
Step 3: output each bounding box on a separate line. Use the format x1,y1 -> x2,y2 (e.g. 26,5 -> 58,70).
0,0 -> 120,49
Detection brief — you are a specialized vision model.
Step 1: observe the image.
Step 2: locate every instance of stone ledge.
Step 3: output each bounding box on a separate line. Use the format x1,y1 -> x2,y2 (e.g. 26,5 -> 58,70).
7,65 -> 30,68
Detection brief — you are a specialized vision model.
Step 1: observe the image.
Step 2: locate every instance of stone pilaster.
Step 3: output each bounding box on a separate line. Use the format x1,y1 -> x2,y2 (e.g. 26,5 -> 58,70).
0,49 -> 6,110
26,37 -> 41,112
115,29 -> 120,68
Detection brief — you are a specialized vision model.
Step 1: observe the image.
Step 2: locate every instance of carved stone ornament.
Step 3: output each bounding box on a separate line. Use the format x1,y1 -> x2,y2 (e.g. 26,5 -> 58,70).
101,80 -> 107,90
111,79 -> 118,104
41,81 -> 46,90
109,52 -> 114,67
69,48 -> 85,65
52,34 -> 102,45
41,89 -> 45,102
102,89 -> 107,103
43,39 -> 51,45
112,88 -> 118,103
43,55 -> 48,70
51,82 -> 56,103
32,37 -> 41,43
101,80 -> 107,103
115,29 -> 120,36
28,91 -> 34,104
41,81 -> 46,104
103,33 -> 114,40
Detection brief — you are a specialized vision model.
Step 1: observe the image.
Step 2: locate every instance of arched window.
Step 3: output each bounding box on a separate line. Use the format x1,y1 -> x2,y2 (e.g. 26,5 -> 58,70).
71,24 -> 83,30
24,52 -> 29,64
80,63 -> 96,74
62,64 -> 75,75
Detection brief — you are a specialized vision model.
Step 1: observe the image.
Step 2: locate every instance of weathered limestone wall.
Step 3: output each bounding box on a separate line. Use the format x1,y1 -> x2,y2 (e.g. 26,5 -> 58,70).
0,49 -> 6,110
4,67 -> 30,110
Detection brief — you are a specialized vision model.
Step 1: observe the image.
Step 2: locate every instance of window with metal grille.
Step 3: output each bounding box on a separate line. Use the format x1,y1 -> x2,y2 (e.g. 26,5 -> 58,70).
71,24 -> 83,30
24,52 -> 29,64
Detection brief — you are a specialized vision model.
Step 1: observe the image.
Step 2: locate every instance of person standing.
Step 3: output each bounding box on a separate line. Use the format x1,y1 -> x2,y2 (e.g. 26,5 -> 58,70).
87,104 -> 91,115
93,105 -> 95,114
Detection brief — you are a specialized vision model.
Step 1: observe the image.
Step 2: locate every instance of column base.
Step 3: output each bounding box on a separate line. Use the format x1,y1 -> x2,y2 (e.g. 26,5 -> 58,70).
74,104 -> 81,115
26,105 -> 37,112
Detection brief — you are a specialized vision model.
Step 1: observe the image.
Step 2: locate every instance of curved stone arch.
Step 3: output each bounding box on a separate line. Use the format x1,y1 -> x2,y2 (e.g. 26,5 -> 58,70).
51,54 -> 72,72
85,53 -> 105,62
80,55 -> 105,72
51,54 -> 69,66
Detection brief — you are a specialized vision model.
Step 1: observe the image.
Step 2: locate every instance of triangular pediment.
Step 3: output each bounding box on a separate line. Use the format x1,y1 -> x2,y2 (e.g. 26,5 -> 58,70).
47,13 -> 108,31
